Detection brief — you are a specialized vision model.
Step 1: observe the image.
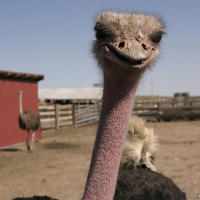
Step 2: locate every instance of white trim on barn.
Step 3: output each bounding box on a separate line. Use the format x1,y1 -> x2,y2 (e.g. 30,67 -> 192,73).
39,87 -> 103,101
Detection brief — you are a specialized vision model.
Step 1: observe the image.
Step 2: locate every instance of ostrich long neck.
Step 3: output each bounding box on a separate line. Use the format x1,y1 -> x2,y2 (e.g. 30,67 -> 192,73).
19,92 -> 23,114
82,65 -> 144,200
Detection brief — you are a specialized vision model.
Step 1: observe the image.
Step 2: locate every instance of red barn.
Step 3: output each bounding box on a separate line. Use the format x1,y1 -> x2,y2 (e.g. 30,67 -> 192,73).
0,70 -> 44,148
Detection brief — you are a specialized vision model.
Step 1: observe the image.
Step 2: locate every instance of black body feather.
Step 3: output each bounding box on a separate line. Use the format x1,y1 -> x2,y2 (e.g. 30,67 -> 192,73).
114,167 -> 187,200
18,110 -> 40,131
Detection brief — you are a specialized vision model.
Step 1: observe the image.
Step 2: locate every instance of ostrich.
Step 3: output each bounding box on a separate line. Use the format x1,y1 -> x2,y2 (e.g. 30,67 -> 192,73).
18,90 -> 40,152
114,116 -> 187,200
82,11 -> 165,200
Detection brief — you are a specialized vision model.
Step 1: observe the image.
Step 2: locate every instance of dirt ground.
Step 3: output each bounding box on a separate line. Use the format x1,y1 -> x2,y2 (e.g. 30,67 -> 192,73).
0,121 -> 200,200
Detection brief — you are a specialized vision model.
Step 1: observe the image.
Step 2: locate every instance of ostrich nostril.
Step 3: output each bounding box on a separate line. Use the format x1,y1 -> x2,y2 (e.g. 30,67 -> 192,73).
142,43 -> 148,50
118,41 -> 125,48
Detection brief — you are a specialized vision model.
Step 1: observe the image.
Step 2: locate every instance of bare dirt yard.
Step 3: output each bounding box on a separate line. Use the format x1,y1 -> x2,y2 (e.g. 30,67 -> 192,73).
0,121 -> 200,200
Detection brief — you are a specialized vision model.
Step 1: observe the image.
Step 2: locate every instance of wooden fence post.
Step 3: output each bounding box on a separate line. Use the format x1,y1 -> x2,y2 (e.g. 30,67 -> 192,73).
72,104 -> 76,126
55,104 -> 59,130
98,102 -> 101,116
157,102 -> 160,113
134,101 -> 137,114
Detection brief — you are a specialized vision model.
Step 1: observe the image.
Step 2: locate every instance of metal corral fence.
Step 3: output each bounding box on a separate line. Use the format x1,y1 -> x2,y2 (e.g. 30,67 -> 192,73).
39,97 -> 200,132
74,104 -> 101,126
133,98 -> 200,116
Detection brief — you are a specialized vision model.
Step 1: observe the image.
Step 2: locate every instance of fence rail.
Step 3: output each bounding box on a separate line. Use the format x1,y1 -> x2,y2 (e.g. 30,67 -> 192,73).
39,104 -> 73,132
39,98 -> 200,132
133,99 -> 200,120
74,104 -> 101,126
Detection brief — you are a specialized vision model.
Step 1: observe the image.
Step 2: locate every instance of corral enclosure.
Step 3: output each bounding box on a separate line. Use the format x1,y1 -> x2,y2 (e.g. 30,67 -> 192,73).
1,88 -> 199,199
39,96 -> 200,132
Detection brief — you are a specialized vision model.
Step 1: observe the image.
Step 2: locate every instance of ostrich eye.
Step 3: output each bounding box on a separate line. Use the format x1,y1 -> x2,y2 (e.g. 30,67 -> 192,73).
149,31 -> 163,44
94,22 -> 115,41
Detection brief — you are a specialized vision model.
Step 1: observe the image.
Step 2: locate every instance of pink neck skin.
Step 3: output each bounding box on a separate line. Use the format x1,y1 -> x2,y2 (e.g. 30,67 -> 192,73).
82,62 -> 144,200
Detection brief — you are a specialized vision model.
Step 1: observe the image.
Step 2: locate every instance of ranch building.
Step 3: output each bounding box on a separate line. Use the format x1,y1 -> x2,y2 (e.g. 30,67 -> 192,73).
39,87 -> 103,105
0,70 -> 44,148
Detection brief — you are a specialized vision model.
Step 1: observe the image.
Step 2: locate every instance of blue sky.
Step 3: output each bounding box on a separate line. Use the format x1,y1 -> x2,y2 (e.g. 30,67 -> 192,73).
0,0 -> 199,96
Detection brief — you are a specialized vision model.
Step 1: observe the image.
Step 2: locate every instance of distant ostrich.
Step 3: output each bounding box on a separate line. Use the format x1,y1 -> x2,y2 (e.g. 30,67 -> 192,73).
82,11 -> 165,200
114,116 -> 187,200
18,90 -> 40,152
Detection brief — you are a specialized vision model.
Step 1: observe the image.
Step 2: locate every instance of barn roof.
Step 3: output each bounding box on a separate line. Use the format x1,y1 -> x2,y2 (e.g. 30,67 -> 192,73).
39,87 -> 103,101
0,70 -> 44,82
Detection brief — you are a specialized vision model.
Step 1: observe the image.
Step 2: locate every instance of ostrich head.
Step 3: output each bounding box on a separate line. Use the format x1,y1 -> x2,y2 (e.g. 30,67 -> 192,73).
93,11 -> 164,78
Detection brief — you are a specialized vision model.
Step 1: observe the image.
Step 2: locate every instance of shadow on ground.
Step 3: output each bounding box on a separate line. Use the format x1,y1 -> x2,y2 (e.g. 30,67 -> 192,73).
13,196 -> 58,200
160,140 -> 200,145
43,142 -> 80,150
0,148 -> 22,152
